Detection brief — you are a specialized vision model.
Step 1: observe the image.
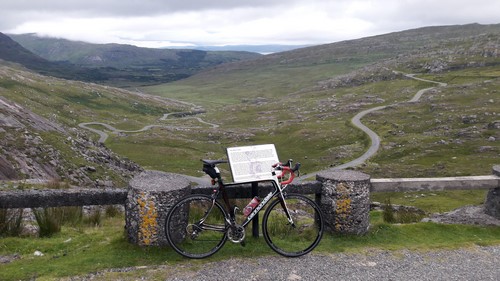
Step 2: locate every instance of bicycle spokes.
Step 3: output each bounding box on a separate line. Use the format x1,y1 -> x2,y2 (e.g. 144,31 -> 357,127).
262,194 -> 324,257
165,195 -> 229,259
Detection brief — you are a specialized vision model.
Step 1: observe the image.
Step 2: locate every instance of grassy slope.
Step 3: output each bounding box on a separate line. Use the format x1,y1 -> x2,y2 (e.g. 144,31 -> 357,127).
3,24 -> 498,178
363,67 -> 500,177
0,63 -> 187,130
134,24 -> 500,177
0,62 -> 189,182
1,25 -> 499,281
9,33 -> 262,87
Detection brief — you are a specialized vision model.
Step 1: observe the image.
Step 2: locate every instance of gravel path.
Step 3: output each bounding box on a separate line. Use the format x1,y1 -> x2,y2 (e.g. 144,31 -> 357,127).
70,245 -> 499,280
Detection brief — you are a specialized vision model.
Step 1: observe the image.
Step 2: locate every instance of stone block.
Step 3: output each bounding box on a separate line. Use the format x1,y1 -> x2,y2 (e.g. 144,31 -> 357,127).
125,170 -> 190,246
484,187 -> 500,219
316,169 -> 371,235
484,165 -> 500,219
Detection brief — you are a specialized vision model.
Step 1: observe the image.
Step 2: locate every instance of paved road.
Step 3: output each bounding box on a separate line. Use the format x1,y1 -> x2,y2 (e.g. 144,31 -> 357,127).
300,72 -> 447,180
74,245 -> 499,280
339,73 -> 447,168
78,112 -> 218,143
80,72 -> 446,180
334,105 -> 387,170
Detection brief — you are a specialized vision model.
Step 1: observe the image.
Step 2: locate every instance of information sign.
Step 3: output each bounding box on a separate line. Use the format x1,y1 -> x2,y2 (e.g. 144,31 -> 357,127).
226,144 -> 279,183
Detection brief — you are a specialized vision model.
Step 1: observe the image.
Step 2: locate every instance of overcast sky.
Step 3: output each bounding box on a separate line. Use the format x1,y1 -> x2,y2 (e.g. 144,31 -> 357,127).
1,0 -> 499,48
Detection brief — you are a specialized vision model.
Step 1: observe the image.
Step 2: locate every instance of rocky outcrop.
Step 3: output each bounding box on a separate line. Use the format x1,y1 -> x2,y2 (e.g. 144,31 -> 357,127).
423,205 -> 500,226
0,96 -> 142,187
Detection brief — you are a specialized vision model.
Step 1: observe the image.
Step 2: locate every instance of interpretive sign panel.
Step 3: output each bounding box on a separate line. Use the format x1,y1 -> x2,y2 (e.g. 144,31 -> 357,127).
226,144 -> 279,183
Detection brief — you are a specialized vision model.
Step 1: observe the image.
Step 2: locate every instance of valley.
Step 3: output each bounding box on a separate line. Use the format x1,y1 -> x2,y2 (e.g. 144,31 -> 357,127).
1,23 -> 499,186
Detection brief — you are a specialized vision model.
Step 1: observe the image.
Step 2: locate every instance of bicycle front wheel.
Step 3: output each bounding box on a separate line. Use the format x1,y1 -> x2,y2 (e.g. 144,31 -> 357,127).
262,194 -> 324,257
165,194 -> 228,259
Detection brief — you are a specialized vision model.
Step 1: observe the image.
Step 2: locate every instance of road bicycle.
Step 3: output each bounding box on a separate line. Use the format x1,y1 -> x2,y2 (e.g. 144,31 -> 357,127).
165,159 -> 324,259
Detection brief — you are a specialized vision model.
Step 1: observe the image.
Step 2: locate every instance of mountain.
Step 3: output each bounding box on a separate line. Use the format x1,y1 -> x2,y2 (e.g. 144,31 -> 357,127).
0,73 -> 140,186
0,59 -> 193,186
1,23 -> 499,183
0,32 -> 113,82
0,92 -> 142,186
201,23 -> 500,74
142,23 -> 500,177
0,33 -> 50,68
162,23 -> 500,99
165,44 -> 312,54
9,33 -> 262,87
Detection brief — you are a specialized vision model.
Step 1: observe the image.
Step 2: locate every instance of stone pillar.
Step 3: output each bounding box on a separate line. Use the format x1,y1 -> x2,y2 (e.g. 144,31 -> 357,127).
484,165 -> 500,219
125,170 -> 190,246
316,169 -> 371,235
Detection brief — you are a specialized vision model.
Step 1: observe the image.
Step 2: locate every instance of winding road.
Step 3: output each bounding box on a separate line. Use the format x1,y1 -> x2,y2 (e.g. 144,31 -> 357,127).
344,73 -> 446,166
302,72 -> 447,178
79,72 -> 446,179
78,112 -> 219,143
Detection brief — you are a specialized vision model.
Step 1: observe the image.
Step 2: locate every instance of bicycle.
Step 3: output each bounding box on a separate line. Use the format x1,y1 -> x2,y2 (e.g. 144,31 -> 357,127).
165,158 -> 324,259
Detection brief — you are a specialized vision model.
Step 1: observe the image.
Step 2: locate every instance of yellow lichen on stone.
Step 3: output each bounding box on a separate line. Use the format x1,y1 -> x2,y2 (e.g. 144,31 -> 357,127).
137,192 -> 158,246
335,182 -> 352,231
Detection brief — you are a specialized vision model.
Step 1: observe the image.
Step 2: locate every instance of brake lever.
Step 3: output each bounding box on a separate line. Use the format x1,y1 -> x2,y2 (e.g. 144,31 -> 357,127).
292,162 -> 301,177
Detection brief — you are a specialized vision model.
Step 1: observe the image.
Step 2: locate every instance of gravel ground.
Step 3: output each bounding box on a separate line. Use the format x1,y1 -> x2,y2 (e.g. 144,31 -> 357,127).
69,245 -> 499,281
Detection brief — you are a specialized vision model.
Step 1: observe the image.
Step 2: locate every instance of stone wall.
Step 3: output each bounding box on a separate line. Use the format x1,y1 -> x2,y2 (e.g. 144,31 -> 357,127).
0,188 -> 127,208
2,165 -> 499,244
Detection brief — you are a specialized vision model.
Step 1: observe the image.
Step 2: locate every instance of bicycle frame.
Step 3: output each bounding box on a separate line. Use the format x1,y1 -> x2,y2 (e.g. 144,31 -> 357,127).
166,159 -> 323,258
206,168 -> 295,232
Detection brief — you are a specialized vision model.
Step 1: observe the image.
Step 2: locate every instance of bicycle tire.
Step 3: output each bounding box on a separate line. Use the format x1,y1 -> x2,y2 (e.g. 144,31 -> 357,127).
165,194 -> 228,259
262,193 -> 324,257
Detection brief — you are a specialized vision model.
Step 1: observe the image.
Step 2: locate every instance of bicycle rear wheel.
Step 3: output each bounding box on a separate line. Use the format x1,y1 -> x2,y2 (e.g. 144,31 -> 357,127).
262,194 -> 324,257
165,194 -> 228,259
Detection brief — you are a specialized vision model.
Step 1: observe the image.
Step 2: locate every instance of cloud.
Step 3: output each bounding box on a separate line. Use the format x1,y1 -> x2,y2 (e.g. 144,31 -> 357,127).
1,0 -> 499,47
1,0 -> 291,19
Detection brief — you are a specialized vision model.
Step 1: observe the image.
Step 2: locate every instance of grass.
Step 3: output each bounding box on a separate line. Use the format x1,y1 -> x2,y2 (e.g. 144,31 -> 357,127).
371,189 -> 488,213
360,71 -> 499,177
323,215 -> 500,252
0,212 -> 498,281
131,66 -> 499,178
3,48 -> 498,179
0,209 -> 23,237
1,189 -> 499,280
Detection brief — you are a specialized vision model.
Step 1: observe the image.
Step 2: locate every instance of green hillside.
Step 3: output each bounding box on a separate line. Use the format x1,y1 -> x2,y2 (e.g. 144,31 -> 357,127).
0,60 -> 189,185
136,23 -> 500,177
1,24 -> 499,180
9,33 -> 262,87
0,32 -> 108,82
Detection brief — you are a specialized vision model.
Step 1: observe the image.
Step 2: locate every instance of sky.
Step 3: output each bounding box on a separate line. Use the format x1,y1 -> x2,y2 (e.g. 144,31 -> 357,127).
1,0 -> 499,48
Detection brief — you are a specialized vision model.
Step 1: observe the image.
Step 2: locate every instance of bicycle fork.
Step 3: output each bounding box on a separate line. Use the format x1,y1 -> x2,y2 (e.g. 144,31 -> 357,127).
277,185 -> 295,227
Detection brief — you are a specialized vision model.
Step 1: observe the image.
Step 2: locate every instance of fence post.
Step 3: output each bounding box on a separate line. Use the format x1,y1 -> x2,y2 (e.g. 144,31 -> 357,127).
316,169 -> 371,235
125,170 -> 190,246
